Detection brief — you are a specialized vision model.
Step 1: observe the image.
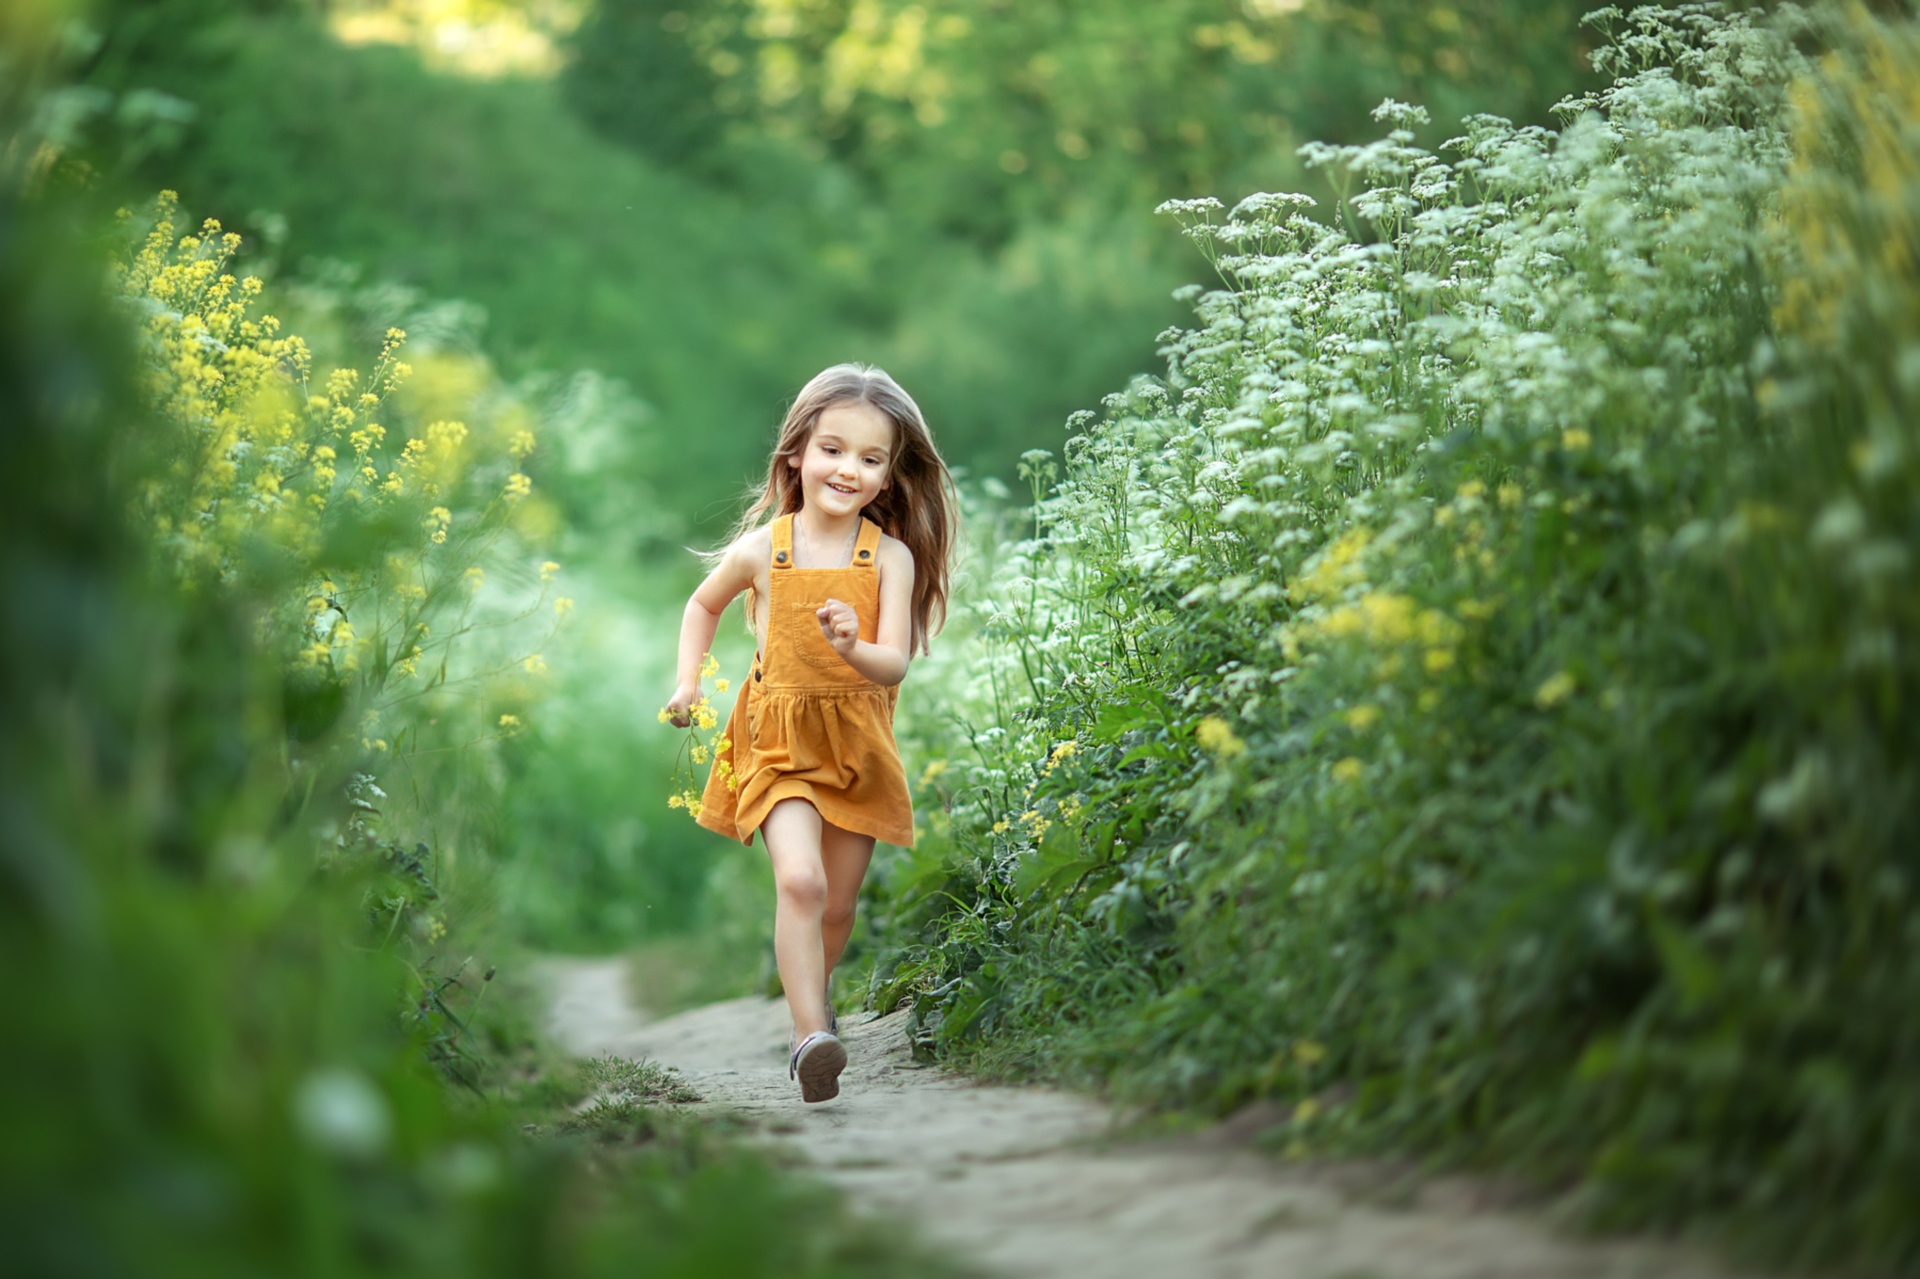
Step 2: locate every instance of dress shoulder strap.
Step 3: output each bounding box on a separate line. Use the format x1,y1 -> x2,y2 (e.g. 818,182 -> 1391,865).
770,513 -> 795,569
853,518 -> 882,568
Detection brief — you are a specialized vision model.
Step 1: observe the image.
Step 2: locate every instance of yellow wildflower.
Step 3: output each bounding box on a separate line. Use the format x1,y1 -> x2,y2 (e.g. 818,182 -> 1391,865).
1289,527 -> 1371,601
1534,671 -> 1577,709
503,472 -> 532,502
1342,704 -> 1381,732
509,429 -> 536,459
554,596 -> 575,616
540,560 -> 560,580
523,653 -> 548,675
715,678 -> 730,693
1561,428 -> 1592,450
498,713 -> 522,731
1331,757 -> 1364,783
919,759 -> 949,785
1195,715 -> 1247,757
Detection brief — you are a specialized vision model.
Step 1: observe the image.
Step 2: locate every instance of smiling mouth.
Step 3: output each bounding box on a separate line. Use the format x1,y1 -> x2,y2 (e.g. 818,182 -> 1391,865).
826,482 -> 857,495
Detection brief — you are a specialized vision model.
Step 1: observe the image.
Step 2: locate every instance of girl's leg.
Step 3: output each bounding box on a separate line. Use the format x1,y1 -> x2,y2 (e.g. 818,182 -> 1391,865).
761,798 -> 830,1039
819,819 -> 876,979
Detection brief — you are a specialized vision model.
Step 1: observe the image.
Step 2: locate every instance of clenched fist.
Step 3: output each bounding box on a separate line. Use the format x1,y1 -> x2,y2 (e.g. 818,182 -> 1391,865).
816,597 -> 859,658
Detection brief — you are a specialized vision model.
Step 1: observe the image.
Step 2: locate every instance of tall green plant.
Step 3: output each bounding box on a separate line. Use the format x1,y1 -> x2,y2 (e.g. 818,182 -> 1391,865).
874,3 -> 1920,1268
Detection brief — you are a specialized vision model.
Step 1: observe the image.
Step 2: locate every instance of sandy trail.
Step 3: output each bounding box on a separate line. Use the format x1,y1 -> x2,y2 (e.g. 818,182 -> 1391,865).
540,957 -> 1747,1279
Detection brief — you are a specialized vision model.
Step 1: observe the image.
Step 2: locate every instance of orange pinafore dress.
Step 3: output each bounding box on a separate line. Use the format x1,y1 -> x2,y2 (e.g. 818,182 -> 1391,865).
696,514 -> 915,848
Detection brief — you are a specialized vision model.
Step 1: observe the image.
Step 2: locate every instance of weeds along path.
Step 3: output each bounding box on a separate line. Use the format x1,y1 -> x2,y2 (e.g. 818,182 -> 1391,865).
539,958 -> 1749,1279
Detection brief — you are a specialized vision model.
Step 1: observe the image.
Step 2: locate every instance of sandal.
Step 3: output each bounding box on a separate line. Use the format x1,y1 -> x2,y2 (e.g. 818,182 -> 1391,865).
789,1030 -> 848,1103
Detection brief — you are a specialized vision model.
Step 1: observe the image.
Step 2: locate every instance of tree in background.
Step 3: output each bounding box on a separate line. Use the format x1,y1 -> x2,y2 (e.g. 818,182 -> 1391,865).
563,0 -> 1598,242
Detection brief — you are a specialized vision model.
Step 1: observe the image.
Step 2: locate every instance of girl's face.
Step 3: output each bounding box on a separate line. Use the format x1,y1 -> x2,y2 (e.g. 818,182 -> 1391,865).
789,402 -> 895,519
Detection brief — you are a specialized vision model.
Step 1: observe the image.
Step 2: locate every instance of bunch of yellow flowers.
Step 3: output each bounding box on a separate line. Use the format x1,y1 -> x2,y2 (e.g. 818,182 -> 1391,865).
658,653 -> 733,820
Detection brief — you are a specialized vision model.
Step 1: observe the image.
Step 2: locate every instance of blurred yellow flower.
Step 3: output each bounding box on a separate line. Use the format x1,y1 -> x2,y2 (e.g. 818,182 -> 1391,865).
1561,428 -> 1592,450
1342,704 -> 1381,732
1534,670 -> 1577,708
554,596 -> 574,616
1196,715 -> 1247,757
1331,757 -> 1364,783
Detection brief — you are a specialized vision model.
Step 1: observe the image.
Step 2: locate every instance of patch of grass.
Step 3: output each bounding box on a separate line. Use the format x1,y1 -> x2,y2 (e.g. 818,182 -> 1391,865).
580,1054 -> 704,1107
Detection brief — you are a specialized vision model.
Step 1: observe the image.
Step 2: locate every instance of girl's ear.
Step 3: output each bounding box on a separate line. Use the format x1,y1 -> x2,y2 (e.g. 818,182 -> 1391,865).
786,451 -> 801,471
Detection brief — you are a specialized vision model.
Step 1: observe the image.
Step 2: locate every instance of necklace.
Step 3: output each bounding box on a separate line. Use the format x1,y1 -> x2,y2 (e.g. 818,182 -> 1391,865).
796,515 -> 858,569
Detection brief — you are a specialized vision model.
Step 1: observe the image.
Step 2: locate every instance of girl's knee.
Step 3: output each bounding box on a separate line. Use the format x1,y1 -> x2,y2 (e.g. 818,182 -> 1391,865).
822,898 -> 857,931
775,865 -> 828,911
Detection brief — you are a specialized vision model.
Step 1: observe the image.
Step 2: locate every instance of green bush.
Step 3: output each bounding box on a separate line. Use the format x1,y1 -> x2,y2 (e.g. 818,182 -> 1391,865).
872,4 -> 1920,1269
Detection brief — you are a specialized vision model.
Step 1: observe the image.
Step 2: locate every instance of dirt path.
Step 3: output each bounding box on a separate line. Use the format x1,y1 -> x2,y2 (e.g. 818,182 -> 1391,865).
539,957 -> 1747,1279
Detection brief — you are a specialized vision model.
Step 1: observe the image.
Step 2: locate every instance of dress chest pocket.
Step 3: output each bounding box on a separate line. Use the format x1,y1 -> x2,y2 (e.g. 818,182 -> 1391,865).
785,601 -> 856,670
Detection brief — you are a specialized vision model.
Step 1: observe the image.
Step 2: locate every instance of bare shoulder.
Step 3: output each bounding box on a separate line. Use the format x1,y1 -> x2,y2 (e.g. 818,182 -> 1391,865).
876,531 -> 915,583
724,524 -> 773,572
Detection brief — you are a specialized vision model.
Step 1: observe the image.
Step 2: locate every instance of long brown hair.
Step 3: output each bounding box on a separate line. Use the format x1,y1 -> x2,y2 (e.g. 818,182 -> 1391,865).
728,363 -> 957,655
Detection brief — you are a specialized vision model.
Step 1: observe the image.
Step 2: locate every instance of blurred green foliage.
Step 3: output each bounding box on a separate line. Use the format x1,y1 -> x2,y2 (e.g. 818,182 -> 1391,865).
0,13 -> 955,1270
568,0 -> 1598,240
868,4 -> 1920,1271
78,0 -> 1184,511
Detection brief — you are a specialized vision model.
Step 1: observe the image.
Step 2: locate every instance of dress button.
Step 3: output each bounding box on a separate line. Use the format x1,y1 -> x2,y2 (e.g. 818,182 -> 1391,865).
775,551 -> 788,564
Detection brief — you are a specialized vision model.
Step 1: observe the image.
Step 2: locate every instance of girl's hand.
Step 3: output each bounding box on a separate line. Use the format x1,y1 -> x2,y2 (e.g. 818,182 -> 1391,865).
816,598 -> 859,657
664,681 -> 700,728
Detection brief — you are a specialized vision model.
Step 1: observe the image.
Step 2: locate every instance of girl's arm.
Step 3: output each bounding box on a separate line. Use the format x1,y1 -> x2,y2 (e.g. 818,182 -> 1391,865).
817,537 -> 915,686
666,539 -> 756,725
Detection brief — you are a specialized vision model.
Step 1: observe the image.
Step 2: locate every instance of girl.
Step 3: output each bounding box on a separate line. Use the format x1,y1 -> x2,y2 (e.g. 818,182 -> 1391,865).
665,363 -> 955,1103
